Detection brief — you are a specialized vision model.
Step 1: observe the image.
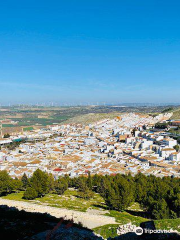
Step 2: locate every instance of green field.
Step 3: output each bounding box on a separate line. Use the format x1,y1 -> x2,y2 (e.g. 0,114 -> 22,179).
11,117 -> 70,126
2,124 -> 16,127
23,127 -> 34,131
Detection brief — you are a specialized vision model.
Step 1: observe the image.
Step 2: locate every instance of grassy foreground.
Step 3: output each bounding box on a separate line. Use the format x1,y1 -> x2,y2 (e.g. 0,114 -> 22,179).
2,189 -> 180,239
2,189 -> 105,212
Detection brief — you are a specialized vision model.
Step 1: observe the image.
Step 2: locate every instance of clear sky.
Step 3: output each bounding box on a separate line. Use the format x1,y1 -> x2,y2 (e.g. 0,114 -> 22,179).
0,0 -> 180,105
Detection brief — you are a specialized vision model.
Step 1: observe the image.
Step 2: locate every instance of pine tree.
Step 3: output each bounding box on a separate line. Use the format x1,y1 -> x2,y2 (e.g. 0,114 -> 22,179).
30,169 -> 49,197
87,171 -> 92,190
54,178 -> 68,195
21,173 -> 29,190
152,199 -> 169,219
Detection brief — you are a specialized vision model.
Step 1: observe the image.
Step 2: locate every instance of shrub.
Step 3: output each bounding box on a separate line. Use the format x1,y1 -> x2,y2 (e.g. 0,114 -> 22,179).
23,187 -> 38,200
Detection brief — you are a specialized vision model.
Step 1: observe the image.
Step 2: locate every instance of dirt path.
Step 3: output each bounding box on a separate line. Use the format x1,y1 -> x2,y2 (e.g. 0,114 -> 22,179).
0,198 -> 117,229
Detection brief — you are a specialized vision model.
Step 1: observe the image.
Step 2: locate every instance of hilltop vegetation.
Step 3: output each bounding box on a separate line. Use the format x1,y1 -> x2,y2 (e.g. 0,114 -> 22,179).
170,108 -> 180,120
161,107 -> 175,113
159,106 -> 180,120
63,112 -> 122,124
155,106 -> 180,120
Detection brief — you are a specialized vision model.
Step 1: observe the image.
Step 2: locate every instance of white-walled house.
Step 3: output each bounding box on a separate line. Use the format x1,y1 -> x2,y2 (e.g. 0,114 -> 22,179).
160,148 -> 176,159
170,152 -> 180,162
161,138 -> 177,148
141,140 -> 153,149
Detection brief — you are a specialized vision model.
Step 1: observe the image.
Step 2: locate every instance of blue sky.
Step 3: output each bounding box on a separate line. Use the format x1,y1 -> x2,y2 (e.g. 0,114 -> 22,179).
0,0 -> 180,105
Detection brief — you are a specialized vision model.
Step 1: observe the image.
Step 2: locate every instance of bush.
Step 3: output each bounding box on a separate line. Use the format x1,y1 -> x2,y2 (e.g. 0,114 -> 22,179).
23,187 -> 38,200
54,178 -> 68,195
4,133 -> 10,138
78,189 -> 94,200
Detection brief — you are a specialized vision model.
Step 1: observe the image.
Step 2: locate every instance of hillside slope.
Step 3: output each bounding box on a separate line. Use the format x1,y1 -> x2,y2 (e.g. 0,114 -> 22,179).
62,112 -> 122,125
170,108 -> 180,120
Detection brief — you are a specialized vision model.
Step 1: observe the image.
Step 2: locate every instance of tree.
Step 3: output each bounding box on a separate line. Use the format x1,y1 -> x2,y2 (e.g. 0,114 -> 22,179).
21,173 -> 29,190
155,122 -> 168,129
87,171 -> 92,190
174,145 -> 180,152
92,174 -> 102,188
12,178 -> 23,192
76,176 -> 87,189
47,173 -> 55,192
0,170 -> 14,195
23,187 -> 38,200
4,133 -> 10,138
134,173 -> 148,203
170,210 -> 177,219
96,178 -> 110,198
54,178 -> 68,195
105,188 -> 122,210
152,199 -> 169,219
115,175 -> 135,210
30,169 -> 49,197
173,193 -> 180,217
78,188 -> 94,200
77,180 -> 94,200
